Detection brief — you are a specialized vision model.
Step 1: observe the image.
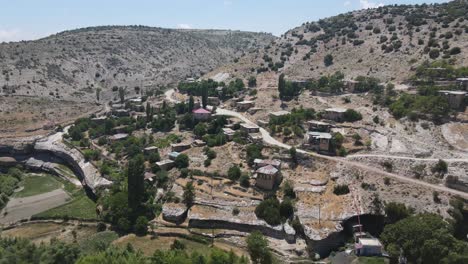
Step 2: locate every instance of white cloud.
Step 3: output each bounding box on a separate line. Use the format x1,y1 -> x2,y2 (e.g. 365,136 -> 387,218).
0,29 -> 22,42
176,24 -> 193,29
359,0 -> 384,9
344,1 -> 351,6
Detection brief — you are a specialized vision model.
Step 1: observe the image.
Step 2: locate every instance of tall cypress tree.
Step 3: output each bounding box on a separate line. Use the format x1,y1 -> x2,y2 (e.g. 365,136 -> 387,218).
188,95 -> 195,112
201,86 -> 208,109
278,73 -> 286,99
127,154 -> 145,218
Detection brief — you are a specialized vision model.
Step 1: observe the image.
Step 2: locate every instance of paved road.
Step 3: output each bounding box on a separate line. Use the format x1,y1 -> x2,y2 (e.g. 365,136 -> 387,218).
166,89 -> 468,198
0,189 -> 70,226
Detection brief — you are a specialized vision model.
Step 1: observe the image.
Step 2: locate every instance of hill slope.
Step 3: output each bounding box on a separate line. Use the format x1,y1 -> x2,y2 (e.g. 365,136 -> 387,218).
0,26 -> 275,102
209,0 -> 468,83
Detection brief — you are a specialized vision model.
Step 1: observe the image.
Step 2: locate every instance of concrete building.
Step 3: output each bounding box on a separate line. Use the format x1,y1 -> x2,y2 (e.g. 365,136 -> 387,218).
144,172 -> 156,182
345,80 -> 359,93
112,109 -> 130,117
457,78 -> 468,90
254,159 -> 281,169
355,238 -> 383,257
323,108 -> 347,121
192,108 -> 212,120
207,96 -> 220,106
171,143 -> 191,152
438,90 -> 467,110
307,120 -> 331,132
240,123 -> 260,133
236,100 -> 255,111
249,133 -> 263,143
168,152 -> 181,160
156,159 -> 175,171
305,132 -> 332,152
193,139 -> 206,147
144,146 -> 159,155
223,128 -> 236,140
255,165 -> 280,190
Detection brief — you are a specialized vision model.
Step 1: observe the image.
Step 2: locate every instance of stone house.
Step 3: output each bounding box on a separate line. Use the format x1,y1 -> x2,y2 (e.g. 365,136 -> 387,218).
254,159 -> 281,169
355,238 -> 383,257
240,123 -> 260,133
207,96 -> 220,106
323,108 -> 347,121
168,151 -> 181,160
345,80 -> 360,93
255,165 -> 280,190
112,109 -> 130,117
437,90 -> 467,110
192,108 -> 212,120
171,143 -> 191,152
307,120 -> 331,132
248,133 -> 263,143
269,110 -> 290,119
144,146 -> 159,155
236,100 -> 255,111
156,159 -> 175,170
109,133 -> 129,142
223,128 -> 236,140
305,132 -> 332,152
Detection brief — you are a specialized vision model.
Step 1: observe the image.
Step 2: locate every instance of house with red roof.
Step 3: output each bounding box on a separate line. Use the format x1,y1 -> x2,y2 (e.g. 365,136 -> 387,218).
192,108 -> 212,120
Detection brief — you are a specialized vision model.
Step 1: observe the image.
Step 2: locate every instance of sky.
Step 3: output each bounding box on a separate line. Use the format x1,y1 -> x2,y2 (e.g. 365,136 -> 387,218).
0,0 -> 450,42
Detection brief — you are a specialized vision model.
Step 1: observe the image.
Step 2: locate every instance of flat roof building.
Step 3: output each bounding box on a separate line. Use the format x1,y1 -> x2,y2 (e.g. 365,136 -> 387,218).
240,123 -> 260,133
355,238 -> 383,257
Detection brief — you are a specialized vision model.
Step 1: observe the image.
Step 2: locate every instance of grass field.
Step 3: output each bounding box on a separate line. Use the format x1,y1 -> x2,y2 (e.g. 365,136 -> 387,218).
357,257 -> 388,264
79,231 -> 119,254
33,193 -> 98,220
15,174 -> 62,198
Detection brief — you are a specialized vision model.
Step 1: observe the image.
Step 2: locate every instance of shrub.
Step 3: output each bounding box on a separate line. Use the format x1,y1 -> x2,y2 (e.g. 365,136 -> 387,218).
175,154 -> 189,169
324,54 -> 334,67
333,184 -> 350,195
429,49 -> 440,59
450,47 -> 461,55
432,159 -> 448,175
232,207 -> 240,216
228,165 -> 242,181
171,239 -> 186,250
255,197 -> 282,226
134,216 -> 148,236
239,174 -> 250,188
283,180 -> 296,199
343,109 -> 362,122
279,198 -> 294,219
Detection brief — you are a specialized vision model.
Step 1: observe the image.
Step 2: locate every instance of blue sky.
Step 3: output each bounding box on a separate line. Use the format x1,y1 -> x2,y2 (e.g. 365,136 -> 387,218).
0,0 -> 449,42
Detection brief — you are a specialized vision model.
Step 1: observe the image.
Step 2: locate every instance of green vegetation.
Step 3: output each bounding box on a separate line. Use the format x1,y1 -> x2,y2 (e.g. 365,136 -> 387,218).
78,231 -> 119,254
333,184 -> 350,195
0,167 -> 23,209
356,257 -> 386,264
34,193 -> 98,220
228,165 -> 242,181
324,54 -> 333,66
246,231 -> 273,264
307,71 -> 344,94
246,144 -> 263,166
255,196 -> 294,226
381,214 -> 468,263
178,78 -> 245,100
389,92 -> 450,122
15,174 -> 62,198
269,107 -> 315,138
278,73 -> 302,99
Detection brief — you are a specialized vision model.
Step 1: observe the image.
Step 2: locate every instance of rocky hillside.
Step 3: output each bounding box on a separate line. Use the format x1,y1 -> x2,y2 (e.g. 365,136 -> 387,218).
0,26 -> 275,102
211,0 -> 468,83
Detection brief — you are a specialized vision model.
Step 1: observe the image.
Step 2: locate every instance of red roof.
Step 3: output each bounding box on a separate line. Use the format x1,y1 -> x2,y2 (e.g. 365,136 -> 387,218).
192,108 -> 211,114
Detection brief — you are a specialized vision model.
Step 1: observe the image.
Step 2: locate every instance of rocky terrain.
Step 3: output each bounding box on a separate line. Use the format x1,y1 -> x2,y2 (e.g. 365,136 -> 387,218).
209,0 -> 468,83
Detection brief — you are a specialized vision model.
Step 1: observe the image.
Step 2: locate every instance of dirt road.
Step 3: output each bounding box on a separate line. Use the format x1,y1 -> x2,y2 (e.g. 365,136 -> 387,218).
0,189 -> 70,226
347,154 -> 468,163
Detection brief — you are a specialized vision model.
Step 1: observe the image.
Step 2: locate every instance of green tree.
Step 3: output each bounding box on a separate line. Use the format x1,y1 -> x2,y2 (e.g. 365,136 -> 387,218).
194,123 -> 207,138
188,95 -> 195,112
183,182 -> 195,207
278,73 -> 286,98
228,165 -> 242,181
175,154 -> 189,169
201,86 -> 208,109
134,216 -> 149,236
248,76 -> 257,88
289,147 -> 297,164
324,54 -> 334,66
118,87 -> 125,104
127,154 -> 145,217
384,202 -> 412,224
246,231 -> 272,264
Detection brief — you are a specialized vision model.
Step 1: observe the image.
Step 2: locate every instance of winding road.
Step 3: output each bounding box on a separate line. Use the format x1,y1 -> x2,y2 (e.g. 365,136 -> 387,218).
165,89 -> 468,199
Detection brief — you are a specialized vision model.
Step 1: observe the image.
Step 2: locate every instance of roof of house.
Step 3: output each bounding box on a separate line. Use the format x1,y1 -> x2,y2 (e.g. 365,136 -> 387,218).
457,78 -> 468,81
359,238 -> 382,247
270,110 -> 290,117
240,123 -> 259,129
237,100 -> 254,105
308,120 -> 330,126
438,90 -> 467,95
325,107 -> 347,113
144,172 -> 156,180
110,133 -> 129,140
144,146 -> 158,151
156,159 -> 175,166
256,165 -> 279,175
223,128 -> 235,134
193,108 -> 211,114
169,152 -> 181,157
254,159 -> 281,167
308,132 -> 332,139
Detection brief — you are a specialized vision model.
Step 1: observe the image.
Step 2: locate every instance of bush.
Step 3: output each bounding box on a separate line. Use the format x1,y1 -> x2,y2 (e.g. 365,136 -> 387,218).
175,154 -> 189,169
228,165 -> 242,181
279,198 -> 294,219
324,54 -> 334,67
450,47 -> 461,55
333,184 -> 350,195
171,239 -> 186,250
432,159 -> 448,175
232,207 -> 240,216
134,216 -> 148,236
343,109 -> 362,122
429,49 -> 440,59
239,174 -> 250,188
384,202 -> 411,224
283,180 -> 296,199
255,197 -> 282,226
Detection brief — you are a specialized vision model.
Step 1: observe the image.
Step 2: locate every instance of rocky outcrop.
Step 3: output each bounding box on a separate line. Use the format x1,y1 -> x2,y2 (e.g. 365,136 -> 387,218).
0,130 -> 111,193
162,203 -> 188,224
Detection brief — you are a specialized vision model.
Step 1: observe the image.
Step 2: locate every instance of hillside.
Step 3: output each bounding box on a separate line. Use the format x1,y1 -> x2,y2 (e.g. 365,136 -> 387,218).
209,0 -> 468,83
0,26 -> 274,137
0,26 -> 274,102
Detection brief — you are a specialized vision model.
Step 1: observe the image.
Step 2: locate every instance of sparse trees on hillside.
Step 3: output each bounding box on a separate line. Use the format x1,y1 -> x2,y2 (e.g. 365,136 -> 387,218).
324,54 -> 333,67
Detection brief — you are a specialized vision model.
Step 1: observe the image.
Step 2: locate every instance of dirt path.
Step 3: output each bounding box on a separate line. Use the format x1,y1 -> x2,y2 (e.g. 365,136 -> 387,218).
346,154 -> 468,163
164,89 -> 468,198
0,189 -> 70,226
